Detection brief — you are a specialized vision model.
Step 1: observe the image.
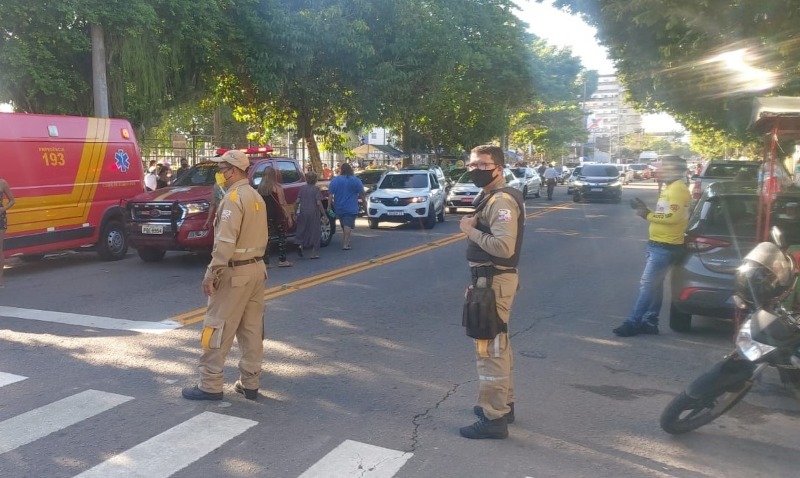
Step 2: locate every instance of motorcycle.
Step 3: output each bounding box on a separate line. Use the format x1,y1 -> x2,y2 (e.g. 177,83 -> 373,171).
659,227 -> 800,434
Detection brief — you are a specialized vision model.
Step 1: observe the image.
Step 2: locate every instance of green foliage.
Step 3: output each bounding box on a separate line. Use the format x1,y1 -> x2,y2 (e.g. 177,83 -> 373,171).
551,0 -> 800,150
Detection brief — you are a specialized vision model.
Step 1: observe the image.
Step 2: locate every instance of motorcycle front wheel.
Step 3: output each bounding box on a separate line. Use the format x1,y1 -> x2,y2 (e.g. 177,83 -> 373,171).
659,384 -> 752,435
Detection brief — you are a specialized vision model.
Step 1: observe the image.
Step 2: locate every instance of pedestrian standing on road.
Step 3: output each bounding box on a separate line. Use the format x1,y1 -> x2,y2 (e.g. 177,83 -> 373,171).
0,178 -> 16,288
327,162 -> 365,250
182,149 -> 269,401
294,171 -> 328,259
258,167 -> 293,268
543,162 -> 559,200
612,155 -> 691,337
156,165 -> 170,189
458,144 -> 525,440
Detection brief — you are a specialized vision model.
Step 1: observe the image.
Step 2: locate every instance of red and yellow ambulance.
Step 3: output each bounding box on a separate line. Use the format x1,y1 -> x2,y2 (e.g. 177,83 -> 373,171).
1,113 -> 145,261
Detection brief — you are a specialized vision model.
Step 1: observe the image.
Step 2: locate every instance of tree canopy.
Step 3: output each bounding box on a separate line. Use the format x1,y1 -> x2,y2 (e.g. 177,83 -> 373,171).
551,0 -> 800,148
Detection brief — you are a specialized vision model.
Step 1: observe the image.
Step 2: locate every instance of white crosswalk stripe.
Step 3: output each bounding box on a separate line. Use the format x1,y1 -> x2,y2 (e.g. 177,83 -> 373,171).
298,439 -> 413,478
0,372 -> 26,388
0,389 -> 133,455
0,370 -> 413,477
75,411 -> 257,478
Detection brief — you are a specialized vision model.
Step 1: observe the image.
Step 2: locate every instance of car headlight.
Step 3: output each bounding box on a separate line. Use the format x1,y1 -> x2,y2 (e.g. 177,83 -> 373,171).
409,196 -> 429,203
609,180 -> 622,187
369,195 -> 381,203
573,180 -> 585,186
735,320 -> 777,361
181,201 -> 210,215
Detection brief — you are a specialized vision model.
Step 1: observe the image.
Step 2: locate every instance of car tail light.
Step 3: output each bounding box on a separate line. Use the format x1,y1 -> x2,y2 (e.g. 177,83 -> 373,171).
679,287 -> 705,301
692,179 -> 702,201
686,235 -> 731,252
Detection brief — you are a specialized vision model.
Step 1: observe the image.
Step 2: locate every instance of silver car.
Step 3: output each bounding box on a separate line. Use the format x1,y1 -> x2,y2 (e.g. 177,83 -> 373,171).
446,168 -> 525,213
509,167 -> 542,198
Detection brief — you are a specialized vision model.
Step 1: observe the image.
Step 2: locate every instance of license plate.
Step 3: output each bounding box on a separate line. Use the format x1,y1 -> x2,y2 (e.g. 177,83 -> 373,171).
591,188 -> 603,192
387,211 -> 404,216
142,224 -> 164,234
461,198 -> 473,203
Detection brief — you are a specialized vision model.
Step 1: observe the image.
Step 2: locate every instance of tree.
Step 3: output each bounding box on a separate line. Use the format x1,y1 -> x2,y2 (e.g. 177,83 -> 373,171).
550,0 -> 800,146
0,0 -> 230,127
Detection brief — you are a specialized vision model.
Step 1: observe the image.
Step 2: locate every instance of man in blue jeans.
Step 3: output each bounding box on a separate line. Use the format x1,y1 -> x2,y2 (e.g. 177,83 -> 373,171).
327,162 -> 365,250
613,155 -> 691,337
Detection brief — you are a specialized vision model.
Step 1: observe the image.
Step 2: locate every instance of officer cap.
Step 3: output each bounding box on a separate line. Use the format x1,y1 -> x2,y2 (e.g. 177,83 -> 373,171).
213,150 -> 250,171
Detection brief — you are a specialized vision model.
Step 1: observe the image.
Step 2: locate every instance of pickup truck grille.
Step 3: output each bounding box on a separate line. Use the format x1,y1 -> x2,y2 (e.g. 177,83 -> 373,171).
129,202 -> 183,222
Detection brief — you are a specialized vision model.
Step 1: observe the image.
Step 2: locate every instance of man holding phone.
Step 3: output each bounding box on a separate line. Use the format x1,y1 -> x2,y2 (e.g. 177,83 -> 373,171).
613,156 -> 691,337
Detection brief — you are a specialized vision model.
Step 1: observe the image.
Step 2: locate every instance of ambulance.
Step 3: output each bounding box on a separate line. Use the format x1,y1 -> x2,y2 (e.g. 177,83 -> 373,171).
1,113 -> 145,261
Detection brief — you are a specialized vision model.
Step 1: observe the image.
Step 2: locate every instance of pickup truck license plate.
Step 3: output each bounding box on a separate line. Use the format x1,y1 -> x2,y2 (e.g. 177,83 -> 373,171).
142,224 -> 164,234
387,211 -> 404,216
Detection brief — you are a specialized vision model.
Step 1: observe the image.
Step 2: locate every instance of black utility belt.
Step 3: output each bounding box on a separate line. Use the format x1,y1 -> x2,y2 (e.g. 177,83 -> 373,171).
648,240 -> 684,250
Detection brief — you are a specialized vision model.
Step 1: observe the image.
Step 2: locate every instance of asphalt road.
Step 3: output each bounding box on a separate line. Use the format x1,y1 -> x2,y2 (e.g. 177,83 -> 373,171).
1,180 -> 799,478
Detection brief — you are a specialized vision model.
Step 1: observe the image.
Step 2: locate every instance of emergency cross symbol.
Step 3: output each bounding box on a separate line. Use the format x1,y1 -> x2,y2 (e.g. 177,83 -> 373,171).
115,149 -> 130,172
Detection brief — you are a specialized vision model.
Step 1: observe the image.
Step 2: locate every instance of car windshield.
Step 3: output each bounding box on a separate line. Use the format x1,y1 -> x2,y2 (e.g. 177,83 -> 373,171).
581,165 -> 618,177
456,171 -> 475,184
379,173 -> 429,189
447,168 -> 466,181
704,163 -> 759,179
357,170 -> 386,185
171,163 -> 217,186
510,168 -> 527,178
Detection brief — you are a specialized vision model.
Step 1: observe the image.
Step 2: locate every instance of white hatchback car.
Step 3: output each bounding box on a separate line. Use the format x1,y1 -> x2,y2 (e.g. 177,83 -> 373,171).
446,168 -> 526,213
367,170 -> 446,229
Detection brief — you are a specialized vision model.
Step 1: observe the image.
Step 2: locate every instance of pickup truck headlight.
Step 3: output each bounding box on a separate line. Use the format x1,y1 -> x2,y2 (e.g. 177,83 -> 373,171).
181,201 -> 210,216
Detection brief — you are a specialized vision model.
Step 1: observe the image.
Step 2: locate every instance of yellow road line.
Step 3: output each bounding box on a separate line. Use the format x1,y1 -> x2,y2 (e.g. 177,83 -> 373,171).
172,202 -> 568,326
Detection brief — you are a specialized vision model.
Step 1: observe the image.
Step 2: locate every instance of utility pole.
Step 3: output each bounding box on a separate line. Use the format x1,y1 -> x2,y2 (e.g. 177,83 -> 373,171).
579,80 -> 587,160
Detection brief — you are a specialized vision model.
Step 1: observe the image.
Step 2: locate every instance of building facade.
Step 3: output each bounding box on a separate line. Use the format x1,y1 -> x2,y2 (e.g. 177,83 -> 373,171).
583,74 -> 643,162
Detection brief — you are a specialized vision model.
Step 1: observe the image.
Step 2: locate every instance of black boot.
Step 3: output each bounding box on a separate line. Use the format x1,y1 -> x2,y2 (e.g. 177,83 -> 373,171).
234,380 -> 258,400
473,402 -> 515,424
181,385 -> 223,401
459,415 -> 508,439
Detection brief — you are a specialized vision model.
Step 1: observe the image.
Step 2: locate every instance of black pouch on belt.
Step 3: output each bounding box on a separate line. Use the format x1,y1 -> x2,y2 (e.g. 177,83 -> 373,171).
462,287 -> 503,339
462,267 -> 505,339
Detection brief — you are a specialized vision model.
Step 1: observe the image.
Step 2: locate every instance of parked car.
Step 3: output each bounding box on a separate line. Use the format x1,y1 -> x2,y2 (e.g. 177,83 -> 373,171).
669,181 -> 800,332
509,166 -> 542,198
628,163 -> 652,180
558,166 -> 571,184
566,166 -> 583,194
446,168 -> 525,213
367,170 -> 445,229
126,150 -> 335,262
690,160 -> 761,204
615,164 -> 635,184
355,169 -> 388,215
572,164 -> 623,203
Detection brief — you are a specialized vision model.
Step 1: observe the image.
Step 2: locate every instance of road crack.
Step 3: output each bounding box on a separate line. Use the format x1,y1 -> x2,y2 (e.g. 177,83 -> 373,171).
409,379 -> 474,452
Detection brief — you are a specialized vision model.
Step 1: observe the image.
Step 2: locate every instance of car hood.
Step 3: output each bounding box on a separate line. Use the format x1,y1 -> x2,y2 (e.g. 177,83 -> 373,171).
450,184 -> 481,193
129,185 -> 212,203
372,187 -> 430,197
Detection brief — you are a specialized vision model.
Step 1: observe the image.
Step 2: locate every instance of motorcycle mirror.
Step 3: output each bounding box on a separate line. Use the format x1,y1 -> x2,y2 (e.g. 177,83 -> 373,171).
770,226 -> 787,251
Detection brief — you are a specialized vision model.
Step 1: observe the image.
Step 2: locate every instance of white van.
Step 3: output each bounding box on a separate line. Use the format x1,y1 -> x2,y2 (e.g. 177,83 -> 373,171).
639,150 -> 658,162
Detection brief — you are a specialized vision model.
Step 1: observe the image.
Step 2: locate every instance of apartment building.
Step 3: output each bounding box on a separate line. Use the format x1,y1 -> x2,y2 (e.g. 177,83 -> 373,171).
584,74 -> 643,160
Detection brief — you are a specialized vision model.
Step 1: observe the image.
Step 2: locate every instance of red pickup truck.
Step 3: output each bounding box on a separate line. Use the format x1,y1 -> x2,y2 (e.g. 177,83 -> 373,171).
126,150 -> 335,262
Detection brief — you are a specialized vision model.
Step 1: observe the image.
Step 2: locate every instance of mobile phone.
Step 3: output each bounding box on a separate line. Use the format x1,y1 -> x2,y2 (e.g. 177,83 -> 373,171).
629,197 -> 646,210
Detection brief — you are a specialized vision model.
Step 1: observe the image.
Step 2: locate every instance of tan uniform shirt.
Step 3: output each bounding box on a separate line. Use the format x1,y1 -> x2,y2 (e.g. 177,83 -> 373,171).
204,178 -> 268,282
466,183 -> 520,265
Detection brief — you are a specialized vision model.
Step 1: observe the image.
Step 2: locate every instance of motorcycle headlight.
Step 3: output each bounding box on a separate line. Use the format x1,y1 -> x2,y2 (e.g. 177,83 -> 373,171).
735,319 -> 777,361
181,201 -> 210,216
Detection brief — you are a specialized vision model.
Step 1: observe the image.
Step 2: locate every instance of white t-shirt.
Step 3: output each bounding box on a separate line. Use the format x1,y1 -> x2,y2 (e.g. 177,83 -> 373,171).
144,173 -> 157,190
543,167 -> 559,180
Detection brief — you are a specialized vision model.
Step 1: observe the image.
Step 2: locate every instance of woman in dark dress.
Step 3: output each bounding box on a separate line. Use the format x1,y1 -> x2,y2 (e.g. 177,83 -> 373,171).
294,172 -> 328,259
257,167 -> 293,267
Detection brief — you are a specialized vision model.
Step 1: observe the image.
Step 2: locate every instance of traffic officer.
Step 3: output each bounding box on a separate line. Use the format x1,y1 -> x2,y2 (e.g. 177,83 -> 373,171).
459,144 -> 525,439
182,149 -> 269,401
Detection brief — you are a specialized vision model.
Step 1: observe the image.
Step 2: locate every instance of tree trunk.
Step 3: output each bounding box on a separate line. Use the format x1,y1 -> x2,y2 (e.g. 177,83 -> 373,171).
91,24 -> 109,118
401,120 -> 411,167
298,112 -> 322,173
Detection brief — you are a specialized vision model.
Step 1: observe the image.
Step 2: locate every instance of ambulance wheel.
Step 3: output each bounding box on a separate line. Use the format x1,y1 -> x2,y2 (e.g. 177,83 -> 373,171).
137,247 -> 166,262
97,219 -> 128,261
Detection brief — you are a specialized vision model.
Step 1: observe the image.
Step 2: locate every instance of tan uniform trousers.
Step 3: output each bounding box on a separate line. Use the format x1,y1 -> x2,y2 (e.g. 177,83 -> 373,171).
474,270 -> 518,420
199,261 -> 266,393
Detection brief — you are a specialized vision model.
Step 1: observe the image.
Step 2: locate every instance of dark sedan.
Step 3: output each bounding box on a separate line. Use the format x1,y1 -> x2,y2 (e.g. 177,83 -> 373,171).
572,164 -> 623,203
